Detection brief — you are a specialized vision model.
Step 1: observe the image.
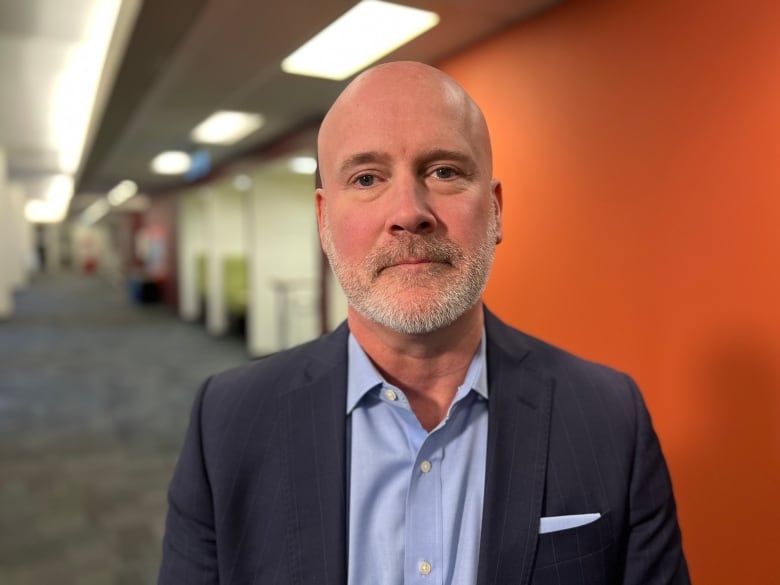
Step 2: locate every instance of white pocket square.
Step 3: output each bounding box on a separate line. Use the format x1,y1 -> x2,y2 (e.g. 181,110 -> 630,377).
539,513 -> 601,534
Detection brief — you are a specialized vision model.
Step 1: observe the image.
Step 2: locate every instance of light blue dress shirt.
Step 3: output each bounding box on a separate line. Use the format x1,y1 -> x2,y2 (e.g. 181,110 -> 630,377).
346,332 -> 489,585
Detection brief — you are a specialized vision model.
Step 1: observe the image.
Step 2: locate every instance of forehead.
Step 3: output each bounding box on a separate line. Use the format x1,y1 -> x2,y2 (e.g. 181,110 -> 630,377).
321,83 -> 479,169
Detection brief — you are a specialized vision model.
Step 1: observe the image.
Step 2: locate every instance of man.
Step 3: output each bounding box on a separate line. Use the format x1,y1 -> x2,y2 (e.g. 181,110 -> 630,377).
158,61 -> 689,584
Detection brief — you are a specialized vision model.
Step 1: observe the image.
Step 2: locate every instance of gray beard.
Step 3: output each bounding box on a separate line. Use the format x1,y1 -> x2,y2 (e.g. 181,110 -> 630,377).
322,214 -> 497,335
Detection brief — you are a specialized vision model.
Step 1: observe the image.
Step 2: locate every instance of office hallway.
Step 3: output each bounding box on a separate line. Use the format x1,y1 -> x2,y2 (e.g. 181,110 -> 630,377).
0,272 -> 250,584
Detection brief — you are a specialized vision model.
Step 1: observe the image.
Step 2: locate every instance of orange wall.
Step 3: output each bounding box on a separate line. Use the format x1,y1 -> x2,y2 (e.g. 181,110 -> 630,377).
440,0 -> 779,582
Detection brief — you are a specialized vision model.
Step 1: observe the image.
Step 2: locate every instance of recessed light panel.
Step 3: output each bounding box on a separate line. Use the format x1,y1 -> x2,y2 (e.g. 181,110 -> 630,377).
151,151 -> 191,175
23,175 -> 74,223
107,180 -> 138,206
190,110 -> 265,145
281,0 -> 439,81
288,156 -> 318,175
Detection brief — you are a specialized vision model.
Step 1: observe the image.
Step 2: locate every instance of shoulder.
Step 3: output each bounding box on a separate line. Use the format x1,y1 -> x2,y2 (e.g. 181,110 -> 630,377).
484,309 -> 642,418
484,309 -> 649,464
486,309 -> 630,383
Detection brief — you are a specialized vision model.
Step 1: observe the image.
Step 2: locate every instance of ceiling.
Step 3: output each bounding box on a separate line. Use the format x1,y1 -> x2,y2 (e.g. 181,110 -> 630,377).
0,0 -> 560,221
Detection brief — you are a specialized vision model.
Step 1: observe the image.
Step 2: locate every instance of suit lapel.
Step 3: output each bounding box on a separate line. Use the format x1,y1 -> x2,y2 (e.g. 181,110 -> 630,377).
284,325 -> 349,585
477,311 -> 554,585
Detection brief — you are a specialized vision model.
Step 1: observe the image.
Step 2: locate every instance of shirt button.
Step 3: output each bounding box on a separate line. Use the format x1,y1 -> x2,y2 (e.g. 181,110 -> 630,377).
384,389 -> 398,401
419,560 -> 432,575
420,460 -> 432,473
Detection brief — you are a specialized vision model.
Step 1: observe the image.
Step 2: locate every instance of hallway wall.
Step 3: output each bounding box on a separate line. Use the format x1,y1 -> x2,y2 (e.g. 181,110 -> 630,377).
439,0 -> 780,582
247,165 -> 322,355
144,192 -> 179,309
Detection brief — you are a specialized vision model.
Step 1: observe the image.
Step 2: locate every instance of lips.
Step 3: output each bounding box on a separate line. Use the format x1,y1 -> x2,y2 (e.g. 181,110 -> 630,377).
376,258 -> 452,280
392,258 -> 436,266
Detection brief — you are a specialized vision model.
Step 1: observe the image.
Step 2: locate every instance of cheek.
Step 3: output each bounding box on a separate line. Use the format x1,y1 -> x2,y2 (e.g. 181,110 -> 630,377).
439,198 -> 493,240
327,207 -> 378,259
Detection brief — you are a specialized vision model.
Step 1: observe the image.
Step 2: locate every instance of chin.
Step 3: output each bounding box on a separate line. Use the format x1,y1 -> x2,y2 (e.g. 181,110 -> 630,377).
359,294 -> 472,335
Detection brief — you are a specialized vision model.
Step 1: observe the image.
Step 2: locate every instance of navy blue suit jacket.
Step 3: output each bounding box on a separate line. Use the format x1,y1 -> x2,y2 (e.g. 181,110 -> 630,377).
158,310 -> 689,584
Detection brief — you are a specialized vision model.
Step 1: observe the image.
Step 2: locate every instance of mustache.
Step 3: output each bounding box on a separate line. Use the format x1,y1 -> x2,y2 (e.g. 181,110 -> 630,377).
366,235 -> 462,274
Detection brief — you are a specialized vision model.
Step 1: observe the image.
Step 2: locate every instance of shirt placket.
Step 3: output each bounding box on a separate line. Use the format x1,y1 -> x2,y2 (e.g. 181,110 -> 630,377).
404,430 -> 443,584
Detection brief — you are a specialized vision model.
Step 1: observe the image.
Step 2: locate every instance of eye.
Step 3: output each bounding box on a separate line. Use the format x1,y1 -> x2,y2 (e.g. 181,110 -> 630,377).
355,174 -> 376,187
432,166 -> 458,180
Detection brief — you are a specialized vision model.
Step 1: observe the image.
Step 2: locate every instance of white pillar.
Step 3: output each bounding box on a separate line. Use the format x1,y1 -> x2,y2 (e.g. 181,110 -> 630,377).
0,149 -> 13,318
204,188 -> 227,335
245,170 -> 322,356
245,178 -> 263,355
177,192 -> 204,321
9,182 -> 31,288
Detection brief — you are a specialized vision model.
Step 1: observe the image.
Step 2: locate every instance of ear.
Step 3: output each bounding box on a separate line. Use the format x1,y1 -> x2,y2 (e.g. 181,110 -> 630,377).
491,179 -> 503,244
315,188 -> 327,251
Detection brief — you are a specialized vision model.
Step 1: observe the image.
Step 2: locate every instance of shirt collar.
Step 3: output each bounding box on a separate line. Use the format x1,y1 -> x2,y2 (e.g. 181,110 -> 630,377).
346,329 -> 488,414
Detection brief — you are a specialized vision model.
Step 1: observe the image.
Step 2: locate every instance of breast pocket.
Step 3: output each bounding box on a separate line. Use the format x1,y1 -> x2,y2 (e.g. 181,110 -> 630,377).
532,510 -> 615,585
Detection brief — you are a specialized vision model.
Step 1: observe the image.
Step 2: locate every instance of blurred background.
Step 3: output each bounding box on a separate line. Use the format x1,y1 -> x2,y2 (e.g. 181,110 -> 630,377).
0,0 -> 778,583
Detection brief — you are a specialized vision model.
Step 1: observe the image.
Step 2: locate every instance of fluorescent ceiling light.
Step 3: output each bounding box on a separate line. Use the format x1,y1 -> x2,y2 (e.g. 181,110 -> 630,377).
288,156 -> 318,175
151,151 -> 191,175
23,175 -> 74,223
51,0 -> 123,174
107,180 -> 138,206
281,0 -> 439,81
80,198 -> 111,226
191,110 -> 265,145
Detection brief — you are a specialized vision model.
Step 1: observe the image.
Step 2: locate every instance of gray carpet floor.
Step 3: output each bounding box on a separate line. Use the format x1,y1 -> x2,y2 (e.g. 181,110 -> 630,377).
0,271 -> 250,584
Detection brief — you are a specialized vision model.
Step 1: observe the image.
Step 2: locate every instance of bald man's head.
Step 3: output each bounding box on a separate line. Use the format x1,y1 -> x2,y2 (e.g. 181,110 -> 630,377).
313,61 -> 503,335
317,61 -> 493,190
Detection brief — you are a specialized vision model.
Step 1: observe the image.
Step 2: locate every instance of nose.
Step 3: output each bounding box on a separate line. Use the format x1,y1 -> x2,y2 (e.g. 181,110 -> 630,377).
385,175 -> 437,235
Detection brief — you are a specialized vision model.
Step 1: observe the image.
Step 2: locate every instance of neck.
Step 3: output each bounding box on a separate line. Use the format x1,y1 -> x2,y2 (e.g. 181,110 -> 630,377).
349,303 -> 484,431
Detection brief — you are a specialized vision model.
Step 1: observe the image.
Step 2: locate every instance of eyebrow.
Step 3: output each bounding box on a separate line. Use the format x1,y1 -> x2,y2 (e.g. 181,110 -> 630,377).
413,149 -> 475,169
338,148 -> 476,176
338,151 -> 391,175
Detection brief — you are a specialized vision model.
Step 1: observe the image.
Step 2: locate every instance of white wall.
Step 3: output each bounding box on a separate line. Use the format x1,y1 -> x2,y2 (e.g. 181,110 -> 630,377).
70,223 -> 105,271
177,191 -> 206,321
174,160 -> 350,355
177,184 -> 246,334
247,166 -> 322,356
8,182 -> 32,287
326,265 -> 349,331
205,184 -> 246,335
0,149 -> 12,318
